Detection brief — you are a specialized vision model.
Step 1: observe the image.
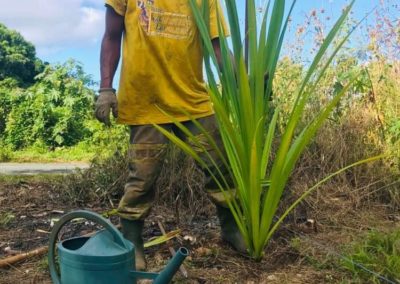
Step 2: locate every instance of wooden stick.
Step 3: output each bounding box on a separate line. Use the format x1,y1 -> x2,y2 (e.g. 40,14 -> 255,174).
157,221 -> 188,278
0,247 -> 48,268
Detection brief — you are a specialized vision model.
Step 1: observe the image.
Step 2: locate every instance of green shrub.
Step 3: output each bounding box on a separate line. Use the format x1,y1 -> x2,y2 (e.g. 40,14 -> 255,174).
3,59 -> 96,149
0,143 -> 14,162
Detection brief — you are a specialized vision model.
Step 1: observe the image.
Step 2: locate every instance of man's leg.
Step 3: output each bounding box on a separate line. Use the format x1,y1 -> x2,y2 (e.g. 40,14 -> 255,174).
182,115 -> 247,254
118,125 -> 169,270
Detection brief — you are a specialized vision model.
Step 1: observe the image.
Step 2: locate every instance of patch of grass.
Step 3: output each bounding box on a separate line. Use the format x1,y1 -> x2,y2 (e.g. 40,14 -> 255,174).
0,212 -> 15,228
37,256 -> 49,272
1,122 -> 129,163
342,229 -> 400,283
9,142 -> 98,162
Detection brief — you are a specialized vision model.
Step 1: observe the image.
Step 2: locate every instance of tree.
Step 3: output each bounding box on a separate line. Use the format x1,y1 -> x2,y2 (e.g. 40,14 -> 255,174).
0,23 -> 43,85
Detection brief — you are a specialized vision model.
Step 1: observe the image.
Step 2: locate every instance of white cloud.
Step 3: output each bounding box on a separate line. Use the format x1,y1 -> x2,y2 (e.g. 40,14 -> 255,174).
0,0 -> 105,55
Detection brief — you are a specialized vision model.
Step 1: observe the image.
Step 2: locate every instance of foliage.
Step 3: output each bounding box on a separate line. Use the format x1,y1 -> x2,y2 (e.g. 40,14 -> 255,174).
0,142 -> 13,162
0,78 -> 19,135
2,59 -> 97,149
342,229 -> 400,283
0,24 -> 128,158
0,23 -> 44,85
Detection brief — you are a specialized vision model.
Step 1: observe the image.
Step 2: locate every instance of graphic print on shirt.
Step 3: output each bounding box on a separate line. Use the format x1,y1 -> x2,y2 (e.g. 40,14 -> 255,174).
137,0 -> 193,39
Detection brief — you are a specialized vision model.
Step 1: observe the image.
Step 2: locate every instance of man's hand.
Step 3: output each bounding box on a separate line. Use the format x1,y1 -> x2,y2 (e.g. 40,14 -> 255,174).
95,88 -> 118,126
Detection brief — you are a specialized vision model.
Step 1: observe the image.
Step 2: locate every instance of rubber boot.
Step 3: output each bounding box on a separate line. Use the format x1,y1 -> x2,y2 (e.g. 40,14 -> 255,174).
120,218 -> 147,271
216,205 -> 247,254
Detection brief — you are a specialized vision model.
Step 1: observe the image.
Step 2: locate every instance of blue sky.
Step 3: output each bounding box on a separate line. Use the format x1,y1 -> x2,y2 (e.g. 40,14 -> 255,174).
0,0 -> 395,87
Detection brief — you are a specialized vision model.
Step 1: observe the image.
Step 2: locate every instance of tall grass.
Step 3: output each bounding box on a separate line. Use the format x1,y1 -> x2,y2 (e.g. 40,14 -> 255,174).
155,0 -> 384,260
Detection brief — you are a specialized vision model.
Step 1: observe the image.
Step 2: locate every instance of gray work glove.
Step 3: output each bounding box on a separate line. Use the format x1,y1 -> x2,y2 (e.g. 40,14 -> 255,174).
95,88 -> 118,126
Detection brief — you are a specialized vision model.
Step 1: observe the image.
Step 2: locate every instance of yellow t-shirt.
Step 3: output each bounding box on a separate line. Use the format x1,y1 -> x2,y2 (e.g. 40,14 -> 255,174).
105,0 -> 228,125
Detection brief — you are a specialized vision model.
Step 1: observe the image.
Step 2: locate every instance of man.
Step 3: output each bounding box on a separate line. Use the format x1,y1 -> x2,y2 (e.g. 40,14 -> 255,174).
95,0 -> 245,271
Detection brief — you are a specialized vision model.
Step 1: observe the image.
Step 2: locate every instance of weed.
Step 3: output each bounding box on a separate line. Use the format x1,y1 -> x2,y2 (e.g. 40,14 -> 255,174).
37,256 -> 49,272
0,212 -> 15,227
342,229 -> 400,283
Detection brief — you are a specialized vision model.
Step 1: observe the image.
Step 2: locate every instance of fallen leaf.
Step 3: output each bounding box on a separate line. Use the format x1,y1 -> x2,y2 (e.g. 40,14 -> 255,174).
144,230 -> 181,248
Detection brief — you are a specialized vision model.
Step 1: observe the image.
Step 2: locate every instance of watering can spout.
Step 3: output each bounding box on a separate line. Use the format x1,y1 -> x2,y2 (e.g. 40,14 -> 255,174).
130,247 -> 189,283
153,247 -> 189,284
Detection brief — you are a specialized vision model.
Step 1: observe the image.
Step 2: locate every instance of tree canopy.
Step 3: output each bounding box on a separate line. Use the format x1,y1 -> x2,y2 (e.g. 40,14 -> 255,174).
0,23 -> 43,85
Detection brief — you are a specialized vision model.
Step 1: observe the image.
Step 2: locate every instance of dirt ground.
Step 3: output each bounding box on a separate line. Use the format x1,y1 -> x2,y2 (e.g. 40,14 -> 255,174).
0,177 -> 399,284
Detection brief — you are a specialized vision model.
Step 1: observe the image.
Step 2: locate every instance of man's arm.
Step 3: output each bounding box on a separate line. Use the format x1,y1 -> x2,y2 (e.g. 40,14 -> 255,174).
95,6 -> 124,126
100,6 -> 125,88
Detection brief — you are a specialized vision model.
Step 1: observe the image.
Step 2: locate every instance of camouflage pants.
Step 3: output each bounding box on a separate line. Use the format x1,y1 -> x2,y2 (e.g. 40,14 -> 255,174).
117,115 -> 233,221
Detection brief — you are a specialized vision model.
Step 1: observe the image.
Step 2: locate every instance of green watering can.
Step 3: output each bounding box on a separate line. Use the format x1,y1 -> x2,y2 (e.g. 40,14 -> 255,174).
48,210 -> 189,284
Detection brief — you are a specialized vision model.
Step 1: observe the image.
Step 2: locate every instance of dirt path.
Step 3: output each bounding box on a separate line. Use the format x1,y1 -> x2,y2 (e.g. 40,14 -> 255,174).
0,163 -> 90,175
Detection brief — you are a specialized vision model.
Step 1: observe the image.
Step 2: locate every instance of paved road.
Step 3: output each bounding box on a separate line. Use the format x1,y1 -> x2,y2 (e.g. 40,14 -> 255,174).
0,163 -> 90,175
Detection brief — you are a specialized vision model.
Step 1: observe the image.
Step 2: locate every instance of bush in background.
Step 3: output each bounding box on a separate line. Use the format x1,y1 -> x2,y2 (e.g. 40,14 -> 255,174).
3,60 -> 96,149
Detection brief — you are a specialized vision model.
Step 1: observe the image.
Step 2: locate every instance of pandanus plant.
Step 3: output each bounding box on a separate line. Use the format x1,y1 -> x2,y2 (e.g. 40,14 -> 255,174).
156,0 -> 383,260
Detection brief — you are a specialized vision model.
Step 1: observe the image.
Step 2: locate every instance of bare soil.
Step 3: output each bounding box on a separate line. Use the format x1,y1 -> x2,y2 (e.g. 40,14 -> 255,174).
0,177 -> 398,284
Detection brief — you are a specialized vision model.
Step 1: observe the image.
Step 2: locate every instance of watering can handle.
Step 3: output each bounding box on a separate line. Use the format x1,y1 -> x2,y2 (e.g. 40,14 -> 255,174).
48,210 -> 128,284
